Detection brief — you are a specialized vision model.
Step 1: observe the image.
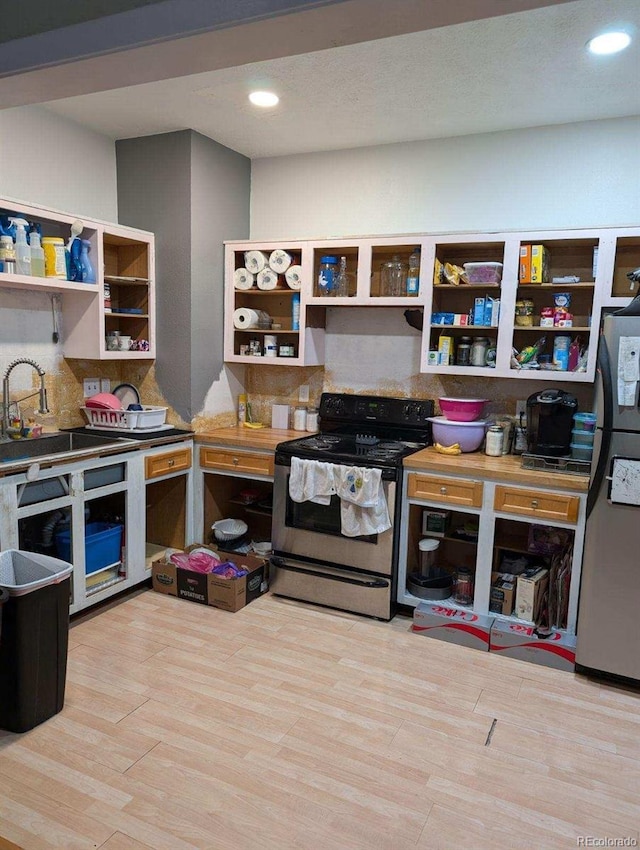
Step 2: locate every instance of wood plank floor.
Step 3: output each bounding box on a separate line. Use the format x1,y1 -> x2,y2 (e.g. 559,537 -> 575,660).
1,589 -> 639,850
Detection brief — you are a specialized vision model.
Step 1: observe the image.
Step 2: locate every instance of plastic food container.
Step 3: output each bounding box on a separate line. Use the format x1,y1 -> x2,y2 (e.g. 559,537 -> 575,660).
438,397 -> 488,422
463,262 -> 503,284
571,429 -> 595,446
570,443 -> 593,461
573,412 -> 597,431
428,416 -> 488,452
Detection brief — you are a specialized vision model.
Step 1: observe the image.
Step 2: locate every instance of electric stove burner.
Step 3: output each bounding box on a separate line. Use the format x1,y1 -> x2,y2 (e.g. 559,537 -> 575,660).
301,435 -> 342,451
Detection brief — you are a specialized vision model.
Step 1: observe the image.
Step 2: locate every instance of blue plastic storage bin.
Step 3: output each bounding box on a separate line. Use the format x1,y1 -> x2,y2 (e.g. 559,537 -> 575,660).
55,522 -> 123,574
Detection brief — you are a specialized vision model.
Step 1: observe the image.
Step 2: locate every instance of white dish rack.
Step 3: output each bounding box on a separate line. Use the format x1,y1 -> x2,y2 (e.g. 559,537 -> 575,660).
82,405 -> 168,430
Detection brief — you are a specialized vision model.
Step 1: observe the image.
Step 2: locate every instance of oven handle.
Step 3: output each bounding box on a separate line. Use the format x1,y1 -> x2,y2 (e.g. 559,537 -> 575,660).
270,557 -> 389,588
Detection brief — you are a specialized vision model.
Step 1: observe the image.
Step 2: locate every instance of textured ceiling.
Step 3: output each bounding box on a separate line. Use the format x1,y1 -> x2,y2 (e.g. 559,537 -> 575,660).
42,0 -> 640,158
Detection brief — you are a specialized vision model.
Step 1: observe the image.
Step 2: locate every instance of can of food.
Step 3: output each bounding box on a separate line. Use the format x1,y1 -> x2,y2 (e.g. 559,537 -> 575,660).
42,237 -> 67,279
515,299 -> 534,326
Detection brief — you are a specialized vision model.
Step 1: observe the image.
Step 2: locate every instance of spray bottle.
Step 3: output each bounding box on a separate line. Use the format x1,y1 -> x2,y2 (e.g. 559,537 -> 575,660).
9,218 -> 31,276
29,229 -> 45,277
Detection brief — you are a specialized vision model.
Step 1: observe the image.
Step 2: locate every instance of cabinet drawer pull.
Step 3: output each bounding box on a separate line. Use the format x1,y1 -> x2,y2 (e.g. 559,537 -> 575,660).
440,486 -> 447,495
168,459 -> 175,467
531,499 -> 538,508
233,457 -> 239,465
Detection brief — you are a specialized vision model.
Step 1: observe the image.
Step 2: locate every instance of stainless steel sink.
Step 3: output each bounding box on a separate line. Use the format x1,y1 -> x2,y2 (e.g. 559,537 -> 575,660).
0,432 -> 134,464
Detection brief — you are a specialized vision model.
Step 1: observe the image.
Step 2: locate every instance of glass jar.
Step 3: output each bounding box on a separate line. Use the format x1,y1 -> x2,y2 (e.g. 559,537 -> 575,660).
305,408 -> 319,432
455,336 -> 472,366
471,337 -> 489,367
317,256 -> 338,296
485,338 -> 497,368
485,425 -> 504,456
453,567 -> 473,606
380,255 -> 408,297
293,407 -> 307,430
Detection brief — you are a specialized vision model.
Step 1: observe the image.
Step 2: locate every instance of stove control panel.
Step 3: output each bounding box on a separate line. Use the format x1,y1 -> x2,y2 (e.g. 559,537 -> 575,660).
319,393 -> 434,426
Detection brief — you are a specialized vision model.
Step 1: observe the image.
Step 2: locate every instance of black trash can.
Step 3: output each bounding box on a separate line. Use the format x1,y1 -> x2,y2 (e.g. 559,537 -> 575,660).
0,549 -> 73,733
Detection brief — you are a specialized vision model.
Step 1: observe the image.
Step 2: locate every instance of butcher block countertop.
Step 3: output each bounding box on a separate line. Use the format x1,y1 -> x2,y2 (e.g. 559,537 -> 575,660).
195,426 -> 303,452
405,447 -> 590,492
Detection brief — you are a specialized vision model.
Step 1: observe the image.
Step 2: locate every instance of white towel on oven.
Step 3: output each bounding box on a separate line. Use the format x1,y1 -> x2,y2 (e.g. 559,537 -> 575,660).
289,457 -> 336,505
334,465 -> 391,537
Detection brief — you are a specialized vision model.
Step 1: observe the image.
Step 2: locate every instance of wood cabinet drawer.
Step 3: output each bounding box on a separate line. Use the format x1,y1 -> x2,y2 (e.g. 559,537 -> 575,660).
200,447 -> 274,477
145,447 -> 192,480
494,485 -> 579,523
407,472 -> 483,507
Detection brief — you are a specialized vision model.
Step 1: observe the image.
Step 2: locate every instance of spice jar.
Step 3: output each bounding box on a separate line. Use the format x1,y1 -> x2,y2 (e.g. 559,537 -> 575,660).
455,336 -> 472,366
453,567 -> 473,606
485,425 -> 504,456
471,337 -> 489,367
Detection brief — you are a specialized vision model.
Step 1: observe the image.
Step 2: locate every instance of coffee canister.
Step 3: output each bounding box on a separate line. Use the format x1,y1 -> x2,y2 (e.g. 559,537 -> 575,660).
264,334 -> 278,357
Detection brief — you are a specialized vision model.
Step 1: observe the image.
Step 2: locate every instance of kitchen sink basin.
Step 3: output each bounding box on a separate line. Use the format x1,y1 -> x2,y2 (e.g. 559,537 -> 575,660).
0,432 -> 135,463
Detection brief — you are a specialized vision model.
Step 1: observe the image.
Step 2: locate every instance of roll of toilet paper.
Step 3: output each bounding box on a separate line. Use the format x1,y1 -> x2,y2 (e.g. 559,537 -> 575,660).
269,249 -> 292,273
285,264 -> 303,290
234,267 -> 255,290
244,250 -> 267,274
257,268 -> 279,290
233,308 -> 260,330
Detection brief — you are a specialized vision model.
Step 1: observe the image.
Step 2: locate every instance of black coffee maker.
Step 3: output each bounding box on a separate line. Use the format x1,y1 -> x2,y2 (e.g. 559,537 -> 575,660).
526,389 -> 578,457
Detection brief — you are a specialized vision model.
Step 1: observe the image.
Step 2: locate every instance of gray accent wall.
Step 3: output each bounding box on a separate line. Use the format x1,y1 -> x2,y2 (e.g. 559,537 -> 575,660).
116,130 -> 250,421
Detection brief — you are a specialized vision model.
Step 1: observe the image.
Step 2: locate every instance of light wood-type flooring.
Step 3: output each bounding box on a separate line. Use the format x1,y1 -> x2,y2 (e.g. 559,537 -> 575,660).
1,589 -> 639,850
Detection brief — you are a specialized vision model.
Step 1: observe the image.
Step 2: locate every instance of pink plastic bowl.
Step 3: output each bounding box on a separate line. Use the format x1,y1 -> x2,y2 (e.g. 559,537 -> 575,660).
85,392 -> 123,410
428,417 -> 488,452
438,397 -> 488,422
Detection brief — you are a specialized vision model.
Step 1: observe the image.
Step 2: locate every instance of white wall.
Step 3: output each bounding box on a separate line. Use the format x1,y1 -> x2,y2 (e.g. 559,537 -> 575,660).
250,117 -> 640,239
0,105 -> 117,395
0,105 -> 117,221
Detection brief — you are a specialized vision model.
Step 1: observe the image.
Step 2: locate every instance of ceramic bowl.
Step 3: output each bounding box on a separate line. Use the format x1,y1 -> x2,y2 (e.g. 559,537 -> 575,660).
428,416 -> 488,452
211,519 -> 248,542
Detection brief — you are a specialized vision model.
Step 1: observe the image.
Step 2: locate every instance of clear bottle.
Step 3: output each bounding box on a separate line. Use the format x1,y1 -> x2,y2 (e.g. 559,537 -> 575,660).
11,218 -> 31,276
29,231 -> 45,277
334,256 -> 349,298
406,247 -> 420,296
317,256 -> 338,297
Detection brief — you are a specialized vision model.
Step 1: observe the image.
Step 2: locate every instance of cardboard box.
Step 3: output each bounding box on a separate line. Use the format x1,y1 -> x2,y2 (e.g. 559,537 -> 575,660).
530,244 -> 549,283
152,545 -> 268,612
519,244 -> 532,283
422,509 -> 451,536
437,335 -> 453,365
412,602 -> 494,651
515,567 -> 549,622
489,572 -> 516,616
473,297 -> 485,326
484,296 -> 500,327
489,619 -> 576,671
453,313 -> 469,326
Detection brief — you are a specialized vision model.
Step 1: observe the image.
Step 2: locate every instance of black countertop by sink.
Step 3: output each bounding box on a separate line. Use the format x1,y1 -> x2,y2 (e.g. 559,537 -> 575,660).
66,426 -> 193,441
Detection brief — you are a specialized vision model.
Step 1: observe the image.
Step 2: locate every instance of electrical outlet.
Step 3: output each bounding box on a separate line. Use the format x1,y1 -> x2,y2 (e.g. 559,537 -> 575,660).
515,399 -> 527,418
298,384 -> 310,403
83,378 -> 100,398
100,378 -> 111,393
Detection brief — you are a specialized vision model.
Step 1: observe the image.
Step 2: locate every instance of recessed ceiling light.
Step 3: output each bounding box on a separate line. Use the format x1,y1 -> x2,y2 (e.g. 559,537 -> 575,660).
587,31 -> 631,55
249,91 -> 279,108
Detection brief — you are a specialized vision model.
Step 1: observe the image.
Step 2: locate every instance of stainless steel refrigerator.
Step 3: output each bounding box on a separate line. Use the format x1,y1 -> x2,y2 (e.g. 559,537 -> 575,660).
577,305 -> 640,682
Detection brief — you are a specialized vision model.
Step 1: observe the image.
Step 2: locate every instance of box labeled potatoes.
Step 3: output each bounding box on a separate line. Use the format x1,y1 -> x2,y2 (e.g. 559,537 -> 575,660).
152,545 -> 268,612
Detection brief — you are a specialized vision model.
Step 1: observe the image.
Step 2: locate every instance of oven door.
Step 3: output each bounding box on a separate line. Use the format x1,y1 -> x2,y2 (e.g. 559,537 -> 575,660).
270,556 -> 392,620
272,463 -> 397,575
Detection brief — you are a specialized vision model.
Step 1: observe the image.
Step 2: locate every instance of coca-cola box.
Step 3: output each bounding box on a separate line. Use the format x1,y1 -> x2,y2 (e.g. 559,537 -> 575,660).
412,602 -> 494,651
489,619 -> 576,671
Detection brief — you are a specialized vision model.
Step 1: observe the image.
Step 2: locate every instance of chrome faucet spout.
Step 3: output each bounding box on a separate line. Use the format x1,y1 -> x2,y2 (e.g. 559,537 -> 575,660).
2,358 -> 49,438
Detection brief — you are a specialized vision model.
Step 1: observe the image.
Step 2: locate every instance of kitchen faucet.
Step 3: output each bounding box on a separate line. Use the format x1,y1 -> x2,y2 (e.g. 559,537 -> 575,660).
2,358 -> 49,439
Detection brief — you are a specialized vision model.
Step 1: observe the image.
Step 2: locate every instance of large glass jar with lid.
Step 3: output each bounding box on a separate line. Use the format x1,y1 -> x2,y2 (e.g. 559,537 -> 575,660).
471,337 -> 489,367
455,336 -> 473,366
380,255 -> 408,296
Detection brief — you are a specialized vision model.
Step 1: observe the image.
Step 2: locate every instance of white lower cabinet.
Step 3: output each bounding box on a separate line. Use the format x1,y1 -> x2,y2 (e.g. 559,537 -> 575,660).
0,440 -> 193,615
399,468 -> 586,638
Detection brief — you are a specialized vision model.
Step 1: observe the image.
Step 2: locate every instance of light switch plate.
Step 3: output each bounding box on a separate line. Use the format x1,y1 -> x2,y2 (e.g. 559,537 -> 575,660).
83,378 -> 100,397
100,378 -> 111,393
298,384 -> 310,403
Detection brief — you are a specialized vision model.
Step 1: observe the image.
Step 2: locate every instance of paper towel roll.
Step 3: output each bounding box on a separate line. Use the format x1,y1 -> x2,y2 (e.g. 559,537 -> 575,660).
234,268 -> 255,290
269,249 -> 292,273
233,308 -> 260,330
257,268 -> 279,290
285,265 -> 303,290
244,250 -> 267,274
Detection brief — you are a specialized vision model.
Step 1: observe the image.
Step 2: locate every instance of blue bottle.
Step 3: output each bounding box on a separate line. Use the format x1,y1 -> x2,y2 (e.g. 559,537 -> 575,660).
80,240 -> 95,283
69,238 -> 83,281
